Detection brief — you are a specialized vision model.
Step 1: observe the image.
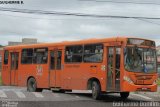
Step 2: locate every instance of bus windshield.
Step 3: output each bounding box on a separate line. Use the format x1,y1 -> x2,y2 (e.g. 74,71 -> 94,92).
124,47 -> 156,73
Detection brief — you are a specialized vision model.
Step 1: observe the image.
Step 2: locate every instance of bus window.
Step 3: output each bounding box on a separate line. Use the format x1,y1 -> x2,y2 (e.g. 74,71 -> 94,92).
50,51 -> 55,69
4,50 -> 9,64
50,51 -> 62,70
21,49 -> 33,64
115,48 -> 121,79
116,48 -> 121,70
124,47 -> 156,73
65,45 -> 83,63
15,53 -> 19,69
11,53 -> 19,70
84,44 -> 103,62
33,48 -> 48,64
57,51 -> 62,70
11,53 -> 15,70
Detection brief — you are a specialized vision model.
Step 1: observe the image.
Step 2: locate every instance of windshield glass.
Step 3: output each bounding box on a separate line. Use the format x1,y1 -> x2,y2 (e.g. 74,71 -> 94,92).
124,47 -> 156,73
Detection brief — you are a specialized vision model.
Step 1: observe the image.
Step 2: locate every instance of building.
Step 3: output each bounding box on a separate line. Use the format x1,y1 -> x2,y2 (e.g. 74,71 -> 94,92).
8,42 -> 22,46
22,38 -> 37,44
8,38 -> 37,46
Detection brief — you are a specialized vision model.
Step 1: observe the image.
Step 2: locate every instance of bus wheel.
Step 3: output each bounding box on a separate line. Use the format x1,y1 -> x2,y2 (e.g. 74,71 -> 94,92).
92,81 -> 101,100
27,78 -> 38,92
36,88 -> 43,92
120,92 -> 129,99
52,89 -> 65,93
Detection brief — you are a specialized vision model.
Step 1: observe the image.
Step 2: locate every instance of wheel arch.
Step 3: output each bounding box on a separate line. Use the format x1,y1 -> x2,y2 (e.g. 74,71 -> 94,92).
87,77 -> 101,90
26,76 -> 36,86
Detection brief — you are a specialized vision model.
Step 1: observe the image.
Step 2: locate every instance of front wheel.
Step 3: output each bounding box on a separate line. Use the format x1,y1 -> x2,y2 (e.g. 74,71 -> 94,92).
92,81 -> 101,100
120,92 -> 129,99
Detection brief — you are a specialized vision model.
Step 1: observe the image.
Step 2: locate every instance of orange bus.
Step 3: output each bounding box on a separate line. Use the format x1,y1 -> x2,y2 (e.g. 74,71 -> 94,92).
1,37 -> 158,99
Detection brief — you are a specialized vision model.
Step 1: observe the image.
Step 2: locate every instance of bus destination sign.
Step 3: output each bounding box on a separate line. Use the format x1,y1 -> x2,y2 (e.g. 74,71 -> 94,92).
127,38 -> 155,46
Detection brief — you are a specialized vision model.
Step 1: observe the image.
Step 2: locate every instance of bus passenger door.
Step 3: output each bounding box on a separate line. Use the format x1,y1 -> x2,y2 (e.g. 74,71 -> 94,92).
49,50 -> 62,88
2,50 -> 10,85
107,47 -> 121,91
10,52 -> 19,86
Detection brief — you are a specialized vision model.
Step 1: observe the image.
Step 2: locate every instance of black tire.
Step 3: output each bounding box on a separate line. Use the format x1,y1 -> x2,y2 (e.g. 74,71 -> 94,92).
36,88 -> 43,92
65,90 -> 72,92
27,78 -> 43,92
92,81 -> 101,100
52,89 -> 65,93
120,92 -> 129,99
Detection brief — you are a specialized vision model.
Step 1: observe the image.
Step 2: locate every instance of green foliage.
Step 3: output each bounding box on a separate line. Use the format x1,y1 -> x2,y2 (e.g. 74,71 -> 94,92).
157,78 -> 160,86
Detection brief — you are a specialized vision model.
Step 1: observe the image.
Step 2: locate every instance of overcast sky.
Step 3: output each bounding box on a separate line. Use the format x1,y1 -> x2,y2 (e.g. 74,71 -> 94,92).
0,0 -> 160,46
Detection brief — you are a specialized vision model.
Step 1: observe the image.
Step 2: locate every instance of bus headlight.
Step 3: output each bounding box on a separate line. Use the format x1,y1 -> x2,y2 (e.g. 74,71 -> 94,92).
123,76 -> 134,84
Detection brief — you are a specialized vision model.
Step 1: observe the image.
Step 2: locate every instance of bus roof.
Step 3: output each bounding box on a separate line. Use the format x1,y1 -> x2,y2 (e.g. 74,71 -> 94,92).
3,36 -> 154,50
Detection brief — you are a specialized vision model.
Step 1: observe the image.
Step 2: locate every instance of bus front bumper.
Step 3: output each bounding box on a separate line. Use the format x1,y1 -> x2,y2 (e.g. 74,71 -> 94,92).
122,81 -> 158,92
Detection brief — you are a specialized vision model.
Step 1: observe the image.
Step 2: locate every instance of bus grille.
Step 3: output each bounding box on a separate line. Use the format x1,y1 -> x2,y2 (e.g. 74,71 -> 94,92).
134,75 -> 153,85
135,75 -> 152,80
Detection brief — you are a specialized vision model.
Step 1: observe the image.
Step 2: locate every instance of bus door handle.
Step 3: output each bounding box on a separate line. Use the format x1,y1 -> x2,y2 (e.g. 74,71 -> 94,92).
90,65 -> 97,68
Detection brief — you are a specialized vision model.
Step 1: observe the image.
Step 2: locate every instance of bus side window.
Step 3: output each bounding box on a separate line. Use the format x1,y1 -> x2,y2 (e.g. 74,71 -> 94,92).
84,44 -> 103,62
33,48 -> 48,64
4,50 -> 9,65
65,45 -> 83,63
21,49 -> 33,64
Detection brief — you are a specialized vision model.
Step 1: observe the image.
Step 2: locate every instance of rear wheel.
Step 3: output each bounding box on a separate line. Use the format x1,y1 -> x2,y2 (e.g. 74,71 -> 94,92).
92,81 -> 101,100
27,78 -> 43,92
120,92 -> 129,99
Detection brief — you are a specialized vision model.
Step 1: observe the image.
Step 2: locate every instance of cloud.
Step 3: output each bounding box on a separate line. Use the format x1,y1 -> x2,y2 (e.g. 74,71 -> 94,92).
0,0 -> 160,46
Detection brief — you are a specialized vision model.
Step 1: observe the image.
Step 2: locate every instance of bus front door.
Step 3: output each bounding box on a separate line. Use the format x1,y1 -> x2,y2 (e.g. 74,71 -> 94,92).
107,47 -> 121,91
10,52 -> 19,86
49,50 -> 62,88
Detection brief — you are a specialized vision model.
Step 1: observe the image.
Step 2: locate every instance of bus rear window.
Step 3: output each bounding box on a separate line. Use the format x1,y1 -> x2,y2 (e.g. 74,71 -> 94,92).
4,50 -> 9,64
